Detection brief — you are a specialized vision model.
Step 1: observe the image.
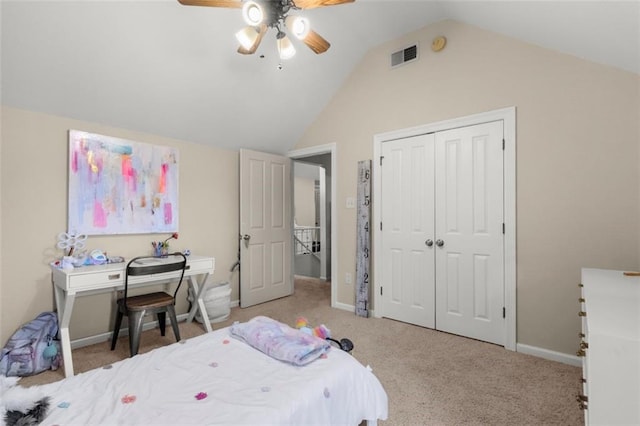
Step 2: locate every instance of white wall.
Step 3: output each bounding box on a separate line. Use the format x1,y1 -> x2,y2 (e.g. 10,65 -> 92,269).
294,176 -> 316,226
293,20 -> 640,355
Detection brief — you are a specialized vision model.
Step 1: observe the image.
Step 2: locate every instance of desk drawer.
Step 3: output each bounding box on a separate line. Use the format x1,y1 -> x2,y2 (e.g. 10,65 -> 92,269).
68,270 -> 124,289
187,257 -> 215,273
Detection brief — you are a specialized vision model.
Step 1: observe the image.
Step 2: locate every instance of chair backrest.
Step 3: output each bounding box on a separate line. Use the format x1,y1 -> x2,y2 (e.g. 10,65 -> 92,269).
123,253 -> 188,303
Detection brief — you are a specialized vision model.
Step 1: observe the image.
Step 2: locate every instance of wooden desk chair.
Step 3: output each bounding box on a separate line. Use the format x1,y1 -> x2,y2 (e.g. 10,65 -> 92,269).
110,253 -> 187,356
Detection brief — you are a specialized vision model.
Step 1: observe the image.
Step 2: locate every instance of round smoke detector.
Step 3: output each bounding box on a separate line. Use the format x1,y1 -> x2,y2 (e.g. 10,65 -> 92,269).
431,36 -> 447,52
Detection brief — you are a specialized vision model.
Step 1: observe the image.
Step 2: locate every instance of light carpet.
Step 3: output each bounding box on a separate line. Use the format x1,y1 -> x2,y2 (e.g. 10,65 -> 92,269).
20,276 -> 583,425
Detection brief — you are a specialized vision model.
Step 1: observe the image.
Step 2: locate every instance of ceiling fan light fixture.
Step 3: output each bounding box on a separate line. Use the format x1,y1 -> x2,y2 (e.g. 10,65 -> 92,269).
242,1 -> 264,26
235,26 -> 260,50
285,15 -> 310,40
277,33 -> 296,60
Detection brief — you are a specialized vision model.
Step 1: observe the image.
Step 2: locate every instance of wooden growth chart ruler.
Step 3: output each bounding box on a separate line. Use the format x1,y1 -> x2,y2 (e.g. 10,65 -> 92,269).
355,160 -> 371,317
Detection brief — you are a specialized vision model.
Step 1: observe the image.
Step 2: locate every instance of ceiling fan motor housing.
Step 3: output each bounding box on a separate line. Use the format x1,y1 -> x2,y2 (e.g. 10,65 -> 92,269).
256,0 -> 296,29
178,0 -> 346,57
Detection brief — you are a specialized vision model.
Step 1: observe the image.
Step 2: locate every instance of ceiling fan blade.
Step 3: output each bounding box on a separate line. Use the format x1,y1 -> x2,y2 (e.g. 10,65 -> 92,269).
177,0 -> 242,8
303,29 -> 330,54
237,24 -> 268,55
293,0 -> 354,9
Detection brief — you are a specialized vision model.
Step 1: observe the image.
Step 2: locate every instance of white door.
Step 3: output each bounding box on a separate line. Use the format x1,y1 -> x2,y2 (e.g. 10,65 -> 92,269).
240,149 -> 293,307
380,134 -> 436,328
434,121 -> 504,345
379,121 -> 504,345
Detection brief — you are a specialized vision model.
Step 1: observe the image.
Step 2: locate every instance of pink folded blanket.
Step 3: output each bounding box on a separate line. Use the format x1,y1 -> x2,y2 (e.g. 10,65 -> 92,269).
229,316 -> 330,366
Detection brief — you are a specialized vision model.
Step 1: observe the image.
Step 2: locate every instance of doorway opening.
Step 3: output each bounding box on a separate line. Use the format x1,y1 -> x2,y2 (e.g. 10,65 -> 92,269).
289,144 -> 337,308
293,161 -> 327,280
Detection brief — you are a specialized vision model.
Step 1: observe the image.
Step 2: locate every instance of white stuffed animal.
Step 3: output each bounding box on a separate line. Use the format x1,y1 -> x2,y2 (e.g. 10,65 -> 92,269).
0,375 -> 50,426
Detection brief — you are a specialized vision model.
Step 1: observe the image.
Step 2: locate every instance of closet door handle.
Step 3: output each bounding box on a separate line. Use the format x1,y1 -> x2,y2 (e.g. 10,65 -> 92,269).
435,239 -> 445,247
425,239 -> 433,247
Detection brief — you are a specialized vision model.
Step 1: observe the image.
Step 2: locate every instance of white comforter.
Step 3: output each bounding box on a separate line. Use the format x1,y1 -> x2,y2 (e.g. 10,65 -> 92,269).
37,326 -> 388,425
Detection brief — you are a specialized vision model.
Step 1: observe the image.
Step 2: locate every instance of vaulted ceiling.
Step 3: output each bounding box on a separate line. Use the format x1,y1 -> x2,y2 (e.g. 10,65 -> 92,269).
2,1 -> 638,154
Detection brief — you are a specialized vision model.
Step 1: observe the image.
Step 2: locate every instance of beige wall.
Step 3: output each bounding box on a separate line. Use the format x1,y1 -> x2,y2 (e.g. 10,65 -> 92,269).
0,107 -> 240,343
1,19 -> 638,358
294,20 -> 640,355
294,176 -> 316,227
0,108 -> 3,340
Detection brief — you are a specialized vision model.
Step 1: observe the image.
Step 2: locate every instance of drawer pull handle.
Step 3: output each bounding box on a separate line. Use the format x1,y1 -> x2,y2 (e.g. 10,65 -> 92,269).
578,297 -> 585,303
108,274 -> 121,280
580,341 -> 589,350
186,265 -> 191,270
576,394 -> 588,403
576,349 -> 586,357
578,311 -> 587,317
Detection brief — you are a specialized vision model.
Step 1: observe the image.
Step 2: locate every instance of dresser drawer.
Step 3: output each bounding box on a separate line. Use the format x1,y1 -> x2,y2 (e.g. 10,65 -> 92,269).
580,268 -> 640,425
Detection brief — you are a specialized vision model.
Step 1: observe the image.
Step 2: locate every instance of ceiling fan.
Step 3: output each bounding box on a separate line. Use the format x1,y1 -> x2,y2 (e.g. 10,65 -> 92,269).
178,0 -> 354,60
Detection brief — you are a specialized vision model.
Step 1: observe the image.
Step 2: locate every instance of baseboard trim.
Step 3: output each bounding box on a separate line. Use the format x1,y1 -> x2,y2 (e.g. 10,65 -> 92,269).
333,302 -> 376,318
516,343 -> 582,367
333,301 -> 353,312
73,305 -> 579,369
71,313 -> 190,349
72,300 -> 234,349
332,305 -> 579,367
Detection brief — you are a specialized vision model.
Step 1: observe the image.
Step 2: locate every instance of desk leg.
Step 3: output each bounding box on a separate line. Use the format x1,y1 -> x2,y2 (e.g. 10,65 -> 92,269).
54,285 -> 77,378
186,273 -> 212,333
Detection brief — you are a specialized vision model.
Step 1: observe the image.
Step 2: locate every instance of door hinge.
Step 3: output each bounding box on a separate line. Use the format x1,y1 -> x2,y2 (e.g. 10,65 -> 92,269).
380,287 -> 383,296
502,139 -> 505,150
502,223 -> 505,234
380,222 -> 383,231
503,307 -> 506,318
380,156 -> 384,166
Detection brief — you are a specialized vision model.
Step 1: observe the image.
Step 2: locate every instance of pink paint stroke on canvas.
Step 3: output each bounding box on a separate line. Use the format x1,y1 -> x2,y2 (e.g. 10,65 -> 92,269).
160,163 -> 168,193
121,155 -> 136,192
164,203 -> 173,225
93,201 -> 107,228
71,150 -> 79,173
68,130 -> 179,234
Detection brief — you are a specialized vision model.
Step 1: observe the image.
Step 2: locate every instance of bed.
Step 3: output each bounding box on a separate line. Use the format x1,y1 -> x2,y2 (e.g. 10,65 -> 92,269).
35,318 -> 388,425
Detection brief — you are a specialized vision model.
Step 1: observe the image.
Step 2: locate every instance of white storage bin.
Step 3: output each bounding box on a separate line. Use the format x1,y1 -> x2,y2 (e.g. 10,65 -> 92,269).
188,281 -> 231,324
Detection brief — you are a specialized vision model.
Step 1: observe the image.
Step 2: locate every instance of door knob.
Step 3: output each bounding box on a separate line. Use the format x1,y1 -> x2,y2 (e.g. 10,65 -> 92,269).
425,239 -> 433,247
242,234 -> 251,241
435,239 -> 444,247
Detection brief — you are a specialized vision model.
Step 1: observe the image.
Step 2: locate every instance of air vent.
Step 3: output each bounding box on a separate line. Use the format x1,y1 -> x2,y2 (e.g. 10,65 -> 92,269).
391,44 -> 418,68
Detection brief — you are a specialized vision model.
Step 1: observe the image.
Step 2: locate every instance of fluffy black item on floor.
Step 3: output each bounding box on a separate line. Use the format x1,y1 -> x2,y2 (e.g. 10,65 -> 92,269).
4,397 -> 50,426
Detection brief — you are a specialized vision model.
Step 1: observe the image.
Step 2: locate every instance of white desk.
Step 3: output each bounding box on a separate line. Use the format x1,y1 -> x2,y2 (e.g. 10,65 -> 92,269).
51,255 -> 215,377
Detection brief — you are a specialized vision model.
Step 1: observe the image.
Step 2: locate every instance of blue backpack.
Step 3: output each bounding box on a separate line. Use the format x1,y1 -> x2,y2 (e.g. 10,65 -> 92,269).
0,312 -> 62,376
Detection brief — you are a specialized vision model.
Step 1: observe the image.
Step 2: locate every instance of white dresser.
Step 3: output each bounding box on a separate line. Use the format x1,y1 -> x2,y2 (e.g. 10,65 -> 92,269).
579,268 -> 640,425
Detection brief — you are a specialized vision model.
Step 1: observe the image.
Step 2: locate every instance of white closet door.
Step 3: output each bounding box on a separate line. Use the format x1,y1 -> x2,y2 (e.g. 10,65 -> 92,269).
239,149 -> 293,308
380,134 -> 436,328
434,121 -> 504,345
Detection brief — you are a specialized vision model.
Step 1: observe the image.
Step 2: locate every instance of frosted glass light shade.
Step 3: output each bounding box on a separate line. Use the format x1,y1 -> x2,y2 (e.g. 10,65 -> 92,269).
236,26 -> 259,50
277,35 -> 296,60
242,1 -> 264,26
285,15 -> 310,40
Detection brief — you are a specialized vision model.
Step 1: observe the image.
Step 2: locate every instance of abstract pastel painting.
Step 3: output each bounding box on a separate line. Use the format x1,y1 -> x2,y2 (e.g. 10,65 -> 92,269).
68,130 -> 179,235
